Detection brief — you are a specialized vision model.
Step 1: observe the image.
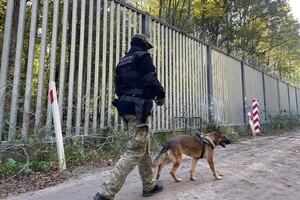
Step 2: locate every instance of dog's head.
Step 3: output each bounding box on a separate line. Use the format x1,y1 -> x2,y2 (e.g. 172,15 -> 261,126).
207,126 -> 231,148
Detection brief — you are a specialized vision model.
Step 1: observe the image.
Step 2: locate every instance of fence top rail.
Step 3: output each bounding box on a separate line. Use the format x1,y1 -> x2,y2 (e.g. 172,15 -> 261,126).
113,0 -> 299,90
114,0 -> 146,14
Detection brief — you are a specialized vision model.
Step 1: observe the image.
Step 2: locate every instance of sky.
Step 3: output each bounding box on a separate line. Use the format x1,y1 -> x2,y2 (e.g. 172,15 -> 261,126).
289,0 -> 300,22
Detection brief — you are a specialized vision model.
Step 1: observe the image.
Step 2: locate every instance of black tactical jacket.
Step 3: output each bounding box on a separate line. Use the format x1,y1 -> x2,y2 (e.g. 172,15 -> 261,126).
115,44 -> 165,116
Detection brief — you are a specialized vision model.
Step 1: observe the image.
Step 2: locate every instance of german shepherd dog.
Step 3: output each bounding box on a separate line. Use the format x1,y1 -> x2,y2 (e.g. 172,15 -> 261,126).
153,126 -> 230,182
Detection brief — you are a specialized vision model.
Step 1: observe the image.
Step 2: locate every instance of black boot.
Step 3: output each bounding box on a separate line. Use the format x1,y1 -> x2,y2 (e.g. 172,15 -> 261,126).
142,183 -> 163,197
93,192 -> 109,200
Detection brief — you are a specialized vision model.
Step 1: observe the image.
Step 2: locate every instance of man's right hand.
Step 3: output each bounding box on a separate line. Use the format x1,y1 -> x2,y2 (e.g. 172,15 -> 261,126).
155,98 -> 165,106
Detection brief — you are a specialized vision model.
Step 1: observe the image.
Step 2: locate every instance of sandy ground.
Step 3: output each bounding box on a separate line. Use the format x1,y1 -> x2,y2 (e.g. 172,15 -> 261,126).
4,130 -> 300,200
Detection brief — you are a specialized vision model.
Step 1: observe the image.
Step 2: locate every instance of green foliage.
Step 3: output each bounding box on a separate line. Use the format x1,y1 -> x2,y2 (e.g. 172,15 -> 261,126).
0,158 -> 24,179
220,125 -> 244,143
29,145 -> 57,171
153,115 -> 300,146
132,0 -> 300,85
269,114 -> 300,130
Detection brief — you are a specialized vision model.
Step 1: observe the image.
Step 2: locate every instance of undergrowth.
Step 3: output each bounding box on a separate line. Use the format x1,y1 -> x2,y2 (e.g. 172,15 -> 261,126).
0,114 -> 299,180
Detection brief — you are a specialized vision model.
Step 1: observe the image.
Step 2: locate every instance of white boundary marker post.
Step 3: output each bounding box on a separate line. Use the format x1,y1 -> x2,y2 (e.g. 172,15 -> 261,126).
248,112 -> 256,137
49,81 -> 66,170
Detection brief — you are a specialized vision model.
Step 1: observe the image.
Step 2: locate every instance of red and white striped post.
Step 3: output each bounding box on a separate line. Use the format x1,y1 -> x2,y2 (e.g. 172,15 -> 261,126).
49,81 -> 66,170
252,98 -> 260,135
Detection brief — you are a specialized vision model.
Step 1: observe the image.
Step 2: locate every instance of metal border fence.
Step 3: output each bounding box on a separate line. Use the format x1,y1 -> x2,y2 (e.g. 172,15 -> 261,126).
0,0 -> 299,143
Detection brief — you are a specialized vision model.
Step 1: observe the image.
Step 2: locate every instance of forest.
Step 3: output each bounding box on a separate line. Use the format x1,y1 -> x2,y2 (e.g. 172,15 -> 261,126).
129,0 -> 300,85
0,0 -> 299,85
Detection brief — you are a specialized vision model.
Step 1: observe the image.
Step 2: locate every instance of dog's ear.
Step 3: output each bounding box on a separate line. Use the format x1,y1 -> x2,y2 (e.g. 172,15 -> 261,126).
212,125 -> 217,131
214,126 -> 221,133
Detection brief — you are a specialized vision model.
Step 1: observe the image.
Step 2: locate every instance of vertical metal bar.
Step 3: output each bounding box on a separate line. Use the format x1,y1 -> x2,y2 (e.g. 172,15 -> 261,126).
204,45 -> 208,121
195,42 -> 199,118
164,26 -> 168,130
139,13 -> 142,33
120,7 -> 126,130
0,0 -> 14,142
188,38 -> 191,119
75,0 -> 86,135
100,0 -> 108,128
133,11 -> 137,34
241,61 -> 247,124
58,0 -> 69,121
201,44 -> 205,121
207,45 -> 213,123
157,24 -> 161,130
122,8 -> 126,57
189,38 -> 192,117
191,40 -> 194,118
183,36 -> 186,119
34,0 -> 49,136
172,118 -> 175,136
46,0 -> 60,136
172,30 -> 176,123
107,1 -> 115,126
161,26 -> 165,129
168,28 -> 172,129
142,13 -> 150,36
176,32 -> 179,118
179,34 -> 182,117
22,0 -> 38,139
152,21 -> 157,130
197,42 -> 200,119
287,84 -> 291,112
84,0 -> 94,135
262,72 -> 267,121
66,0 -> 78,136
127,9 -> 132,51
277,78 -> 281,114
295,88 -> 299,115
93,0 -> 102,133
200,44 -> 204,120
8,0 -> 27,141
189,38 -> 193,118
114,3 -> 121,130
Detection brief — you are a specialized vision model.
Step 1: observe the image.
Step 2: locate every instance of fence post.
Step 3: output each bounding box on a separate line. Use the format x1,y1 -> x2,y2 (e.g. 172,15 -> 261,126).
262,72 -> 267,121
241,61 -> 247,124
142,12 -> 151,36
207,45 -> 213,123
0,0 -> 15,143
296,88 -> 299,115
287,84 -> 291,112
277,78 -> 281,113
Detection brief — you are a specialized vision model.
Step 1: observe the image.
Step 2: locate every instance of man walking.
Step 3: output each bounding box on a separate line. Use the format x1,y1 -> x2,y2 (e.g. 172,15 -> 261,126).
93,33 -> 166,200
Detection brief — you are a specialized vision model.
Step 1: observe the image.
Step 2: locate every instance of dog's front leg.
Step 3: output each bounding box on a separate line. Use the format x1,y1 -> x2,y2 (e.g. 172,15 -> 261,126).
207,157 -> 222,180
190,158 -> 198,181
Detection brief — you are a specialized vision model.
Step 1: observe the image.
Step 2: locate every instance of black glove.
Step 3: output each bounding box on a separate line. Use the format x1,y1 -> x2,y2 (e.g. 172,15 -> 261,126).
155,97 -> 165,106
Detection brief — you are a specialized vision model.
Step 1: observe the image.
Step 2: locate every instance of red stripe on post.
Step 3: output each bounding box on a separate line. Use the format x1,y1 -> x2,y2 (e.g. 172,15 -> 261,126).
253,111 -> 259,116
50,90 -> 54,104
253,118 -> 259,124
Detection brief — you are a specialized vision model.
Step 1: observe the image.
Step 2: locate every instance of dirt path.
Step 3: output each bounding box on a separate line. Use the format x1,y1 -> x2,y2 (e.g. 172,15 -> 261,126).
4,131 -> 300,200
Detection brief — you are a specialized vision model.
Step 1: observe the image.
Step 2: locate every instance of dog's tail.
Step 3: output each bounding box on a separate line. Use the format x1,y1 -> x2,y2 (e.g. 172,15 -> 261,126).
152,140 -> 171,167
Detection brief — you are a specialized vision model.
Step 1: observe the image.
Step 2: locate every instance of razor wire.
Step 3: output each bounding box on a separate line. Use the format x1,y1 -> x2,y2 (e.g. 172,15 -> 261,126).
0,85 -> 234,143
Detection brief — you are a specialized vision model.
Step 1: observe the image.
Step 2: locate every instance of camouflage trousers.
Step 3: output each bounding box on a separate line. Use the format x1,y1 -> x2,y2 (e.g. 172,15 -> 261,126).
99,115 -> 155,199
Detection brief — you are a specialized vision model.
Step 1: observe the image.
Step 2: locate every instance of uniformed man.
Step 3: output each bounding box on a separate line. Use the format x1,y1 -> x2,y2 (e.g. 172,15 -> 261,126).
93,33 -> 165,200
